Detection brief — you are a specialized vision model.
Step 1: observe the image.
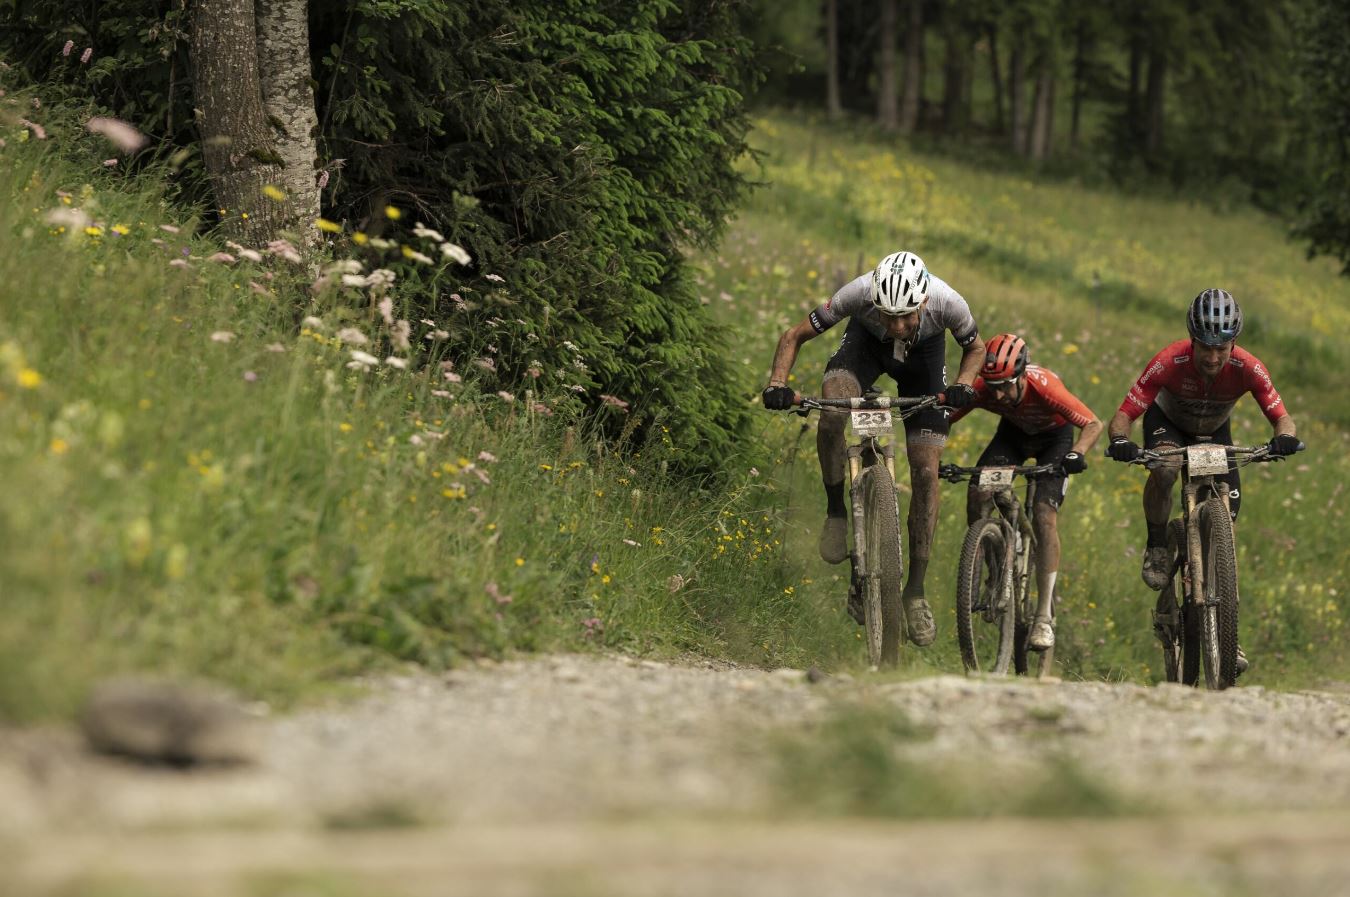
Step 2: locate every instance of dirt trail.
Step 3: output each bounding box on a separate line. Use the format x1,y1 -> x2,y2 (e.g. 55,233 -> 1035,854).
5,654 -> 1350,896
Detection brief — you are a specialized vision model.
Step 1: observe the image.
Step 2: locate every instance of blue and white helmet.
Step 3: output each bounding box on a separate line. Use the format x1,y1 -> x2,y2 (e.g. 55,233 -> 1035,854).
871,251 -> 929,316
1187,288 -> 1243,346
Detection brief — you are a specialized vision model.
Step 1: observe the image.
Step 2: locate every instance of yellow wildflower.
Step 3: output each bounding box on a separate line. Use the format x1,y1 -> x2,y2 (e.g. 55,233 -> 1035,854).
262,185 -> 287,201
17,368 -> 42,389
315,218 -> 341,233
49,438 -> 69,455
384,205 -> 402,220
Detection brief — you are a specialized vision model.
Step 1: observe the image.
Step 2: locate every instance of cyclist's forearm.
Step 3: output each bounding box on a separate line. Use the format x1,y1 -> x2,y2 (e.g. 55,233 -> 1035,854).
1106,409 -> 1134,441
1073,417 -> 1104,456
1274,414 -> 1296,438
768,326 -> 808,386
953,336 -> 985,386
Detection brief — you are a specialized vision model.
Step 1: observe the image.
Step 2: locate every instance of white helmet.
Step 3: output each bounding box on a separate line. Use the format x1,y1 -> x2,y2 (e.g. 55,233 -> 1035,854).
871,251 -> 929,316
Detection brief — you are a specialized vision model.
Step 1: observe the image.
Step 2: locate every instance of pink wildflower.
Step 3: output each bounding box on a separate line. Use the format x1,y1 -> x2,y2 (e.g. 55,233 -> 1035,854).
86,116 -> 149,153
62,40 -> 74,57
80,47 -> 92,63
599,394 -> 629,412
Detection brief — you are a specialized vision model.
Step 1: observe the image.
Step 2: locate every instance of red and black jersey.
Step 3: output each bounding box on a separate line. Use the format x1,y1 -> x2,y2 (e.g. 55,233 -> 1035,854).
948,364 -> 1095,435
1117,339 -> 1286,435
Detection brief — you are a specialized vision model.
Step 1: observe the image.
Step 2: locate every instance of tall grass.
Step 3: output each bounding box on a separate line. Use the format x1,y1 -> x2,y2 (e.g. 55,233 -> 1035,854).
0,101 -> 857,722
704,111 -> 1350,689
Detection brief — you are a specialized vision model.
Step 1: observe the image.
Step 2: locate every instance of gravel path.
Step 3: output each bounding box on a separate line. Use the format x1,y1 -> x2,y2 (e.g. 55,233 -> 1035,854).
6,654 -> 1350,895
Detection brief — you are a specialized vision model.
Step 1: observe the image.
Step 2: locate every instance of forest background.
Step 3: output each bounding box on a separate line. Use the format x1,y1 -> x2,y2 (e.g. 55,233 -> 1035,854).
1,0 -> 1349,720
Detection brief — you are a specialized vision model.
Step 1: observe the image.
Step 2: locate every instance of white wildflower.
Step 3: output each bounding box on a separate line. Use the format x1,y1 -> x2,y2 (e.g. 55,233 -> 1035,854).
209,331 -> 235,343
383,356 -> 407,369
413,223 -> 445,242
441,242 -> 471,265
336,327 -> 369,346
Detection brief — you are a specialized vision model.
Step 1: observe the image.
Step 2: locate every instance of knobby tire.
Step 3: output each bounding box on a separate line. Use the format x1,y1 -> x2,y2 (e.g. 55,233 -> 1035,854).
1202,496 -> 1241,688
858,463 -> 905,667
956,518 -> 1014,674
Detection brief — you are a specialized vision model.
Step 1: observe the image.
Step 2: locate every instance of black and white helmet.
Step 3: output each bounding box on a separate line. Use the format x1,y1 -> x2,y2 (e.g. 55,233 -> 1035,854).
1187,288 -> 1243,346
871,251 -> 929,316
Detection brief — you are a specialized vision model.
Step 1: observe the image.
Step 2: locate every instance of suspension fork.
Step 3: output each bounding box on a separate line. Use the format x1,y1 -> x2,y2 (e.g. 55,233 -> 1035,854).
1183,477 -> 1206,608
847,443 -> 869,581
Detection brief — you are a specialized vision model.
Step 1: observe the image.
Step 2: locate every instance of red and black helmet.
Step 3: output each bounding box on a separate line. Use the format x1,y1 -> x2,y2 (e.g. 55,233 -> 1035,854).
981,333 -> 1028,383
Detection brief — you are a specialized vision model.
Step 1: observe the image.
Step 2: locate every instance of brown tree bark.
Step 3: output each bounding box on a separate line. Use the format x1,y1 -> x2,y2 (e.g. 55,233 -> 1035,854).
1069,24 -> 1085,150
876,0 -> 898,130
191,0 -> 288,245
1127,35 -> 1144,144
941,18 -> 971,134
899,0 -> 922,133
256,0 -> 320,242
1027,60 -> 1055,161
988,26 -> 1005,135
1145,48 -> 1167,156
1009,37 -> 1027,154
825,0 -> 843,121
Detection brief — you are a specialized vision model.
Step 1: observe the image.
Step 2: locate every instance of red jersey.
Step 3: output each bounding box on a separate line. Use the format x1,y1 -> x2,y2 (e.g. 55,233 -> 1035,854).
949,365 -> 1095,435
1117,339 -> 1287,435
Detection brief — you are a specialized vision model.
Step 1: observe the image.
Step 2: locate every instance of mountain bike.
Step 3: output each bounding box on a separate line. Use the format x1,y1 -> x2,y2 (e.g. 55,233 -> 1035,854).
1130,442 -> 1301,690
939,462 -> 1061,677
783,393 -> 941,668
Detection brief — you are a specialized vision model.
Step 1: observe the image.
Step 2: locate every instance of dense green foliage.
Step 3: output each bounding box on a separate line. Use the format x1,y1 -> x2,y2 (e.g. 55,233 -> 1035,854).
1,0 -> 766,469
1292,0 -> 1350,274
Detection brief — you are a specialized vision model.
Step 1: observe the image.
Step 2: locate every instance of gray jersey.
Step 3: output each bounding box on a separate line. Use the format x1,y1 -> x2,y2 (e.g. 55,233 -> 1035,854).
808,272 -> 979,359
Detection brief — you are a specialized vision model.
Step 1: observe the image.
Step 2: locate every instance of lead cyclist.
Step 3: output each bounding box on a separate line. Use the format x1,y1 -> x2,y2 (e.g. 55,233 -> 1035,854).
1104,289 -> 1302,673
761,252 -> 985,646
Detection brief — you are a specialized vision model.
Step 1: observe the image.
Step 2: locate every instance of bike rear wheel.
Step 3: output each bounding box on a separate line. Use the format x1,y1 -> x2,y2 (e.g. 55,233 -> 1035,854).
857,463 -> 905,668
1156,517 -> 1186,684
956,518 -> 1014,675
1201,496 -> 1240,689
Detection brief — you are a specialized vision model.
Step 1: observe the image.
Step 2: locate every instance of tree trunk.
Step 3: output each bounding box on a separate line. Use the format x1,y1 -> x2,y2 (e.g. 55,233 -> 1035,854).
1009,37 -> 1026,154
941,19 -> 970,134
1028,60 -> 1055,161
826,0 -> 843,121
1145,48 -> 1166,156
876,0 -> 898,130
899,0 -> 922,133
988,26 -> 1005,135
1127,35 -> 1143,145
191,0 -> 288,245
1070,23 -> 1085,151
256,0 -> 320,242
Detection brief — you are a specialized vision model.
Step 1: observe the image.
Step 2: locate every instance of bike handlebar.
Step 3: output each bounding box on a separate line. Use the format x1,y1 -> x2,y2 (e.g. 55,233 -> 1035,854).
1124,442 -> 1304,467
938,462 -> 1062,483
782,394 -> 945,419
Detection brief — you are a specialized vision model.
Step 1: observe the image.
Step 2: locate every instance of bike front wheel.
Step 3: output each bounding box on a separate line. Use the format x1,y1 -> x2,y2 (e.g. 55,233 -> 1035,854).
857,463 -> 905,668
1201,496 -> 1240,689
956,518 -> 1015,675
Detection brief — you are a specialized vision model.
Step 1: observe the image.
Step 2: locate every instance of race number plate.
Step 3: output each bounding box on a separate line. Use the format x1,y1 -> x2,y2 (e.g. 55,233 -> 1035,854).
1186,444 -> 1229,476
850,409 -> 893,437
978,466 -> 1016,489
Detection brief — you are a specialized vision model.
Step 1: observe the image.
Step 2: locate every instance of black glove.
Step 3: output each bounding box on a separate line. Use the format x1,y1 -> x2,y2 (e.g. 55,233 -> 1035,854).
1268,433 -> 1301,457
762,385 -> 795,410
942,383 -> 976,409
1106,437 -> 1142,463
1061,451 -> 1087,475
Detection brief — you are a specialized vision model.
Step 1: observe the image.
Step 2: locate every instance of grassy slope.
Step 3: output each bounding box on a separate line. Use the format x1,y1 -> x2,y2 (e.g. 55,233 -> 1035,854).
700,111 -> 1350,688
0,103 -> 854,722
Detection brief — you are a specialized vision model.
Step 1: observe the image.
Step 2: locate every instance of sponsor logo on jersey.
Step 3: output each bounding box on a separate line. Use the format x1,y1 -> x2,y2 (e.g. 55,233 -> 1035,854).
1173,355 -> 1190,365
809,310 -> 825,333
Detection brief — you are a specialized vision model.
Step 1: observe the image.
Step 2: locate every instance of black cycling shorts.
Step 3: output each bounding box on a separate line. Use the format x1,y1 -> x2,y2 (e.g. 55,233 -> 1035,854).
972,419 -> 1073,509
822,319 -> 948,445
1142,404 -> 1242,518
